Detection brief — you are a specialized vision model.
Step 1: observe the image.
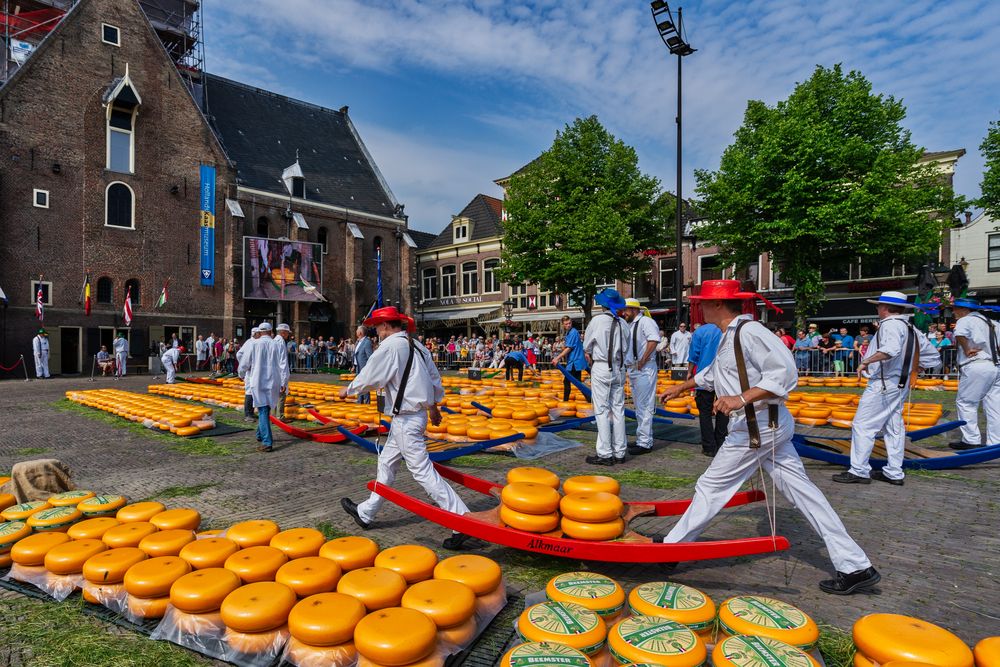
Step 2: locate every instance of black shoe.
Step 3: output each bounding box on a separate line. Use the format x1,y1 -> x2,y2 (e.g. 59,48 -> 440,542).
831,471 -> 871,484
442,532 -> 482,551
340,497 -> 372,530
871,470 -> 904,486
585,455 -> 615,466
819,566 -> 881,595
949,441 -> 979,451
614,455 -> 628,465
701,448 -> 717,457
257,445 -> 273,453
627,445 -> 652,456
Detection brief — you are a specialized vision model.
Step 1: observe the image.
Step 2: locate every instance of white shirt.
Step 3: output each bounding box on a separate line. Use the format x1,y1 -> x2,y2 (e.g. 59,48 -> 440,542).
242,335 -> 288,409
237,338 -> 255,384
206,337 -> 216,356
113,337 -> 129,356
195,339 -> 209,360
670,330 -> 692,362
171,338 -> 179,349
954,312 -> 997,365
583,311 -> 633,370
161,348 -> 180,366
862,315 -> 940,387
33,336 -> 49,355
347,331 -> 445,413
628,314 -> 661,371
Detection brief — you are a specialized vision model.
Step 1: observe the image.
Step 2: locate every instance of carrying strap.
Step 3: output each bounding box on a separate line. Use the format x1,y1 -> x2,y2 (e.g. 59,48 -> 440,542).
972,313 -> 999,365
874,320 -> 917,390
604,312 -> 623,370
732,319 -> 762,449
392,334 -> 418,416
632,315 -> 641,359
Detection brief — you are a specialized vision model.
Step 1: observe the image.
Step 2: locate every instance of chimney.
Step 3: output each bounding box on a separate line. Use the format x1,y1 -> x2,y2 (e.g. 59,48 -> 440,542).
965,211 -> 972,224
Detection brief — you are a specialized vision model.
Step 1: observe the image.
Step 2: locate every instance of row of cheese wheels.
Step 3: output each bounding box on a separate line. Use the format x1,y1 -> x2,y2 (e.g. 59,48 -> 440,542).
853,614 -> 999,667
791,402 -> 943,429
500,469 -> 625,541
148,383 -> 248,410
799,376 -> 961,391
64,389 -> 214,436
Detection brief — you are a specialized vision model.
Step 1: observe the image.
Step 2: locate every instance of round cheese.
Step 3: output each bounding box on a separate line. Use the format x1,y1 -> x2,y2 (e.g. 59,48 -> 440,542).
226,519 -> 281,548
516,601 -> 607,656
433,555 -> 502,596
500,642 -> 593,667
0,493 -> 16,513
224,545 -> 289,583
507,467 -> 560,489
501,483 -> 562,515
116,501 -> 166,523
172,610 -> 225,636
607,616 -> 706,666
374,545 -> 438,584
82,547 -> 147,584
500,505 -> 559,533
628,582 -> 716,634
719,596 -> 819,651
82,581 -> 125,605
127,594 -> 170,619
275,557 -> 342,597
401,579 -> 476,628
270,528 -> 326,559
123,556 -> 192,598
288,592 -> 366,646
319,536 -> 379,571
44,538 -> 108,575
285,637 -> 357,667
68,517 -> 120,540
975,637 -> 1000,667
2,500 -> 51,522
138,529 -> 195,557
0,521 -> 31,551
102,522 -> 159,549
560,516 -> 624,541
47,490 -> 96,507
712,635 -> 820,667
337,567 -> 407,611
77,495 -> 127,517
562,476 -> 620,496
150,508 -> 201,531
545,572 -> 625,618
179,537 -> 240,569
437,616 -> 477,646
220,581 -> 297,633
357,654 -> 444,667
223,625 -> 289,655
560,492 -> 623,523
10,531 -> 71,566
354,607 -> 438,666
169,567 -> 242,613
852,614 -> 974,667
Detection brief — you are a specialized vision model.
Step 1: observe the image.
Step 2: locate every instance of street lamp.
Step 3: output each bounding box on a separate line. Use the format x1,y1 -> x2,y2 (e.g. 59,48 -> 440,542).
650,0 -> 695,327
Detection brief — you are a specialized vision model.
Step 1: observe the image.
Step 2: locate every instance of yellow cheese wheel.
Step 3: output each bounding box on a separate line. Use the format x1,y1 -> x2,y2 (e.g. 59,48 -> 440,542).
47,490 -> 96,507
270,528 -> 326,559
0,521 -> 31,550
719,596 -> 819,651
102,521 -> 159,549
226,519 -> 281,548
10,531 -> 71,566
127,594 -> 170,619
169,567 -> 242,613
627,582 -> 716,634
223,625 -> 289,655
975,637 -> 1000,667
712,635 -> 820,667
276,557 -> 342,597
116,501 -> 166,523
172,610 -> 225,636
196,529 -> 224,538
374,545 -> 438,584
401,579 -> 476,628
500,505 -> 559,533
506,467 -> 560,489
123,555 -> 192,598
2,500 -> 51,522
492,407 -> 514,419
319,536 -> 379,571
852,614 -> 974,667
337,567 -> 408,611
221,581 -> 297,633
68,517 -> 121,540
82,547 -> 147,584
446,424 -> 468,437
545,572 -> 625,618
608,616 -> 706,666
224,545 -> 289,583
466,427 -> 492,440
82,581 -> 125,605
517,601 -> 607,656
0,493 -> 15,513
179,537 -> 240,569
288,592 -> 366,646
560,516 -> 624,541
500,642 -> 593,667
354,607 -> 438,666
138,529 -> 196,557
881,663 -> 941,667
286,637 -> 358,667
853,655 -> 875,667
501,483 -> 562,515
77,495 -> 127,517
433,555 -> 502,596
175,426 -> 201,436
44,538 -> 107,574
357,654 -> 444,667
150,508 -> 201,531
437,616 -> 477,646
559,492 -> 623,523
562,476 -> 621,496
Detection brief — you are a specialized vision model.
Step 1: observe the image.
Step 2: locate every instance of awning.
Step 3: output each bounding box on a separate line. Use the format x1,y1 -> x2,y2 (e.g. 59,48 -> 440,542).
418,305 -> 500,322
481,310 -> 584,324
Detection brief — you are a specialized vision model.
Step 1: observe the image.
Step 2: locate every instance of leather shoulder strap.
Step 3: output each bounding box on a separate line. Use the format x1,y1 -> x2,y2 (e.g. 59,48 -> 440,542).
973,313 -> 999,365
898,323 -> 917,389
732,319 -> 761,449
392,335 -> 417,416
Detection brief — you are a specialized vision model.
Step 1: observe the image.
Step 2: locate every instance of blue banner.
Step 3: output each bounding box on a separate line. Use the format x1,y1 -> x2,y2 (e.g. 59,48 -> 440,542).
199,165 -> 216,286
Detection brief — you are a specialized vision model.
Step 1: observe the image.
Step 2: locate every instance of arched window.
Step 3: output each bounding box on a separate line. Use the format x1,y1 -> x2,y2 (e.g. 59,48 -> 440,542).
461,261 -> 478,295
256,216 -> 269,238
318,226 -> 328,254
96,277 -> 113,304
105,74 -> 140,173
373,235 -> 382,258
105,182 -> 134,228
124,278 -> 140,305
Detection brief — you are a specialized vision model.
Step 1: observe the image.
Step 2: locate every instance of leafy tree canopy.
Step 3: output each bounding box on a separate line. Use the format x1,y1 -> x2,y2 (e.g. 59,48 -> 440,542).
979,113 -> 1000,219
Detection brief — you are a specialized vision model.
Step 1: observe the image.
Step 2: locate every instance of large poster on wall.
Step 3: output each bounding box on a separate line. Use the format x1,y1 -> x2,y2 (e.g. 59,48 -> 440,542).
243,236 -> 324,302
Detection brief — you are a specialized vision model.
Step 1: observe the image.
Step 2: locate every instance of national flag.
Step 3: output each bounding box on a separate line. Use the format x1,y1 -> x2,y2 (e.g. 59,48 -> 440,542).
123,286 -> 133,326
375,244 -> 383,308
155,278 -> 170,309
36,282 -> 44,321
83,274 -> 92,316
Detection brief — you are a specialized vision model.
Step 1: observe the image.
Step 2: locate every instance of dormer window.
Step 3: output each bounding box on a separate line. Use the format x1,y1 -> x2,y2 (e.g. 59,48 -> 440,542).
291,177 -> 305,199
454,222 -> 469,242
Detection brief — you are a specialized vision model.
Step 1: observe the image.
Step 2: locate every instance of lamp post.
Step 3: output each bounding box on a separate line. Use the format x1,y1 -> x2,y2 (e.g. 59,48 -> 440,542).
502,299 -> 515,340
650,0 -> 695,328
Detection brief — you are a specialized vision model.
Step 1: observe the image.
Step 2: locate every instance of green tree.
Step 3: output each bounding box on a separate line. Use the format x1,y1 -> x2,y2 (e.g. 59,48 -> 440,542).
694,64 -> 964,322
980,114 -> 1000,219
498,116 -> 668,322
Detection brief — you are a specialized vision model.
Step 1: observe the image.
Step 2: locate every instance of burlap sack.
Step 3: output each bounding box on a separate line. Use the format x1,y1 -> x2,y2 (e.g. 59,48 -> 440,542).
0,459 -> 74,503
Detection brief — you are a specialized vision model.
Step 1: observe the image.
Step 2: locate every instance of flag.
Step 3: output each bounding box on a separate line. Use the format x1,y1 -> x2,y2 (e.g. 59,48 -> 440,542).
376,244 -> 383,308
362,299 -> 378,323
155,278 -> 169,309
36,283 -> 44,321
83,274 -> 92,316
123,286 -> 133,326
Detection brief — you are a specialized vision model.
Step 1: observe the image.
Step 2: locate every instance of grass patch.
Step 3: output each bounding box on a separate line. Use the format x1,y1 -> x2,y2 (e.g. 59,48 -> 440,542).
908,469 -> 997,487
817,623 -> 855,667
169,438 -> 238,457
349,456 -> 379,466
666,448 -> 695,460
142,483 -> 217,501
448,454 -> 513,469
504,551 -> 572,590
0,595 -> 211,666
316,521 -> 352,541
607,469 -> 695,491
15,447 -> 48,456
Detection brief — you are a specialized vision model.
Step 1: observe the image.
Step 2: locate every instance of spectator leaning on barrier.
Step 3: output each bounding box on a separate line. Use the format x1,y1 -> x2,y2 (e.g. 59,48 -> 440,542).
793,330 -> 812,373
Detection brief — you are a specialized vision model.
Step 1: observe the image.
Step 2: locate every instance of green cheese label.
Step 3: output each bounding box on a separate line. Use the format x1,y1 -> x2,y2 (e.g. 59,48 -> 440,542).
506,642 -> 591,667
716,635 -> 814,667
552,572 -> 618,599
83,495 -> 125,508
30,507 -> 78,522
5,501 -> 47,514
526,601 -> 597,635
615,617 -> 698,655
48,491 -> 92,502
726,596 -> 807,630
0,521 -> 29,548
635,582 -> 707,612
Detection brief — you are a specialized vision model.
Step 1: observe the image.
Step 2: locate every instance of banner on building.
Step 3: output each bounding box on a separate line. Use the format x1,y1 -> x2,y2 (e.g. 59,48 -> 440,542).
199,165 -> 215,286
242,236 -> 324,302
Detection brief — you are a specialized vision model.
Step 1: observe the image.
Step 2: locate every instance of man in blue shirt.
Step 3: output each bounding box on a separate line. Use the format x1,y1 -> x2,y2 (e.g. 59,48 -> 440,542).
353,326 -> 374,403
834,327 -> 855,374
552,315 -> 588,401
504,348 -> 528,382
687,322 -> 727,456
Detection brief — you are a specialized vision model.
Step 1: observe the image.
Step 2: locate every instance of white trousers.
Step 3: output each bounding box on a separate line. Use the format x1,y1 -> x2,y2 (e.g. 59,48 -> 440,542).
115,352 -> 127,377
163,360 -> 176,384
591,364 -> 627,458
628,364 -> 658,449
358,411 -> 469,523
850,384 -> 905,480
665,409 -> 871,574
957,361 -> 1000,445
34,353 -> 50,378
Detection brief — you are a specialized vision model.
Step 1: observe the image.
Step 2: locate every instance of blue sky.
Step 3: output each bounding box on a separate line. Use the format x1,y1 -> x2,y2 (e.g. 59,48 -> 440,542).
204,0 -> 1000,234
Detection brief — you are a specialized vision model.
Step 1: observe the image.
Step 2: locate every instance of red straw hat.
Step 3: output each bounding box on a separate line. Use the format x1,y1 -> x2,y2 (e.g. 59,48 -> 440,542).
364,306 -> 415,330
689,279 -> 783,313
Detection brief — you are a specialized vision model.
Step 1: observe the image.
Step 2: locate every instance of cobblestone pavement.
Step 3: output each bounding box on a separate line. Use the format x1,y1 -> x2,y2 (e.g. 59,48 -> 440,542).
1,373 -> 998,650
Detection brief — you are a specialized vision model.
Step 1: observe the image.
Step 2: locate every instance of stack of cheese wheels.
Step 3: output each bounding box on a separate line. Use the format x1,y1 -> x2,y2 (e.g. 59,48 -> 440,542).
81,546 -> 146,604
501,468 -> 561,534
123,555 -> 192,619
286,592 -> 365,667
354,607 -> 440,667
433,554 -> 505,617
517,601 -> 608,657
2,500 -> 51,522
168,567 -> 242,635
9,531 -> 71,579
337,567 -> 408,612
627,581 -> 717,641
402,579 -> 478,647
975,637 -> 1000,667
607,616 -> 706,667
221,581 -> 297,655
116,501 -> 166,523
27,506 -> 82,533
227,519 -> 281,548
545,572 -> 625,620
712,635 -> 820,667
276,557 -> 342,597
718,596 -> 819,652
77,495 -> 128,518
559,476 -> 624,542
179,536 -> 240,569
44,538 -> 108,594
319,536 -> 379,572
374,545 -> 438,584
500,641 -> 593,667
47,491 -> 96,507
225,545 -> 289,583
0,521 -> 32,568
852,614 -> 974,667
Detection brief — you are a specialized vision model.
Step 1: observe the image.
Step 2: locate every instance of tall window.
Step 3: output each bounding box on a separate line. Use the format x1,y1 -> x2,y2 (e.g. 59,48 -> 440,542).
318,227 -> 328,254
441,265 -> 457,298
454,223 -> 468,243
96,277 -> 113,304
124,279 -> 140,305
105,182 -> 134,228
31,281 -> 52,305
538,290 -> 552,308
256,217 -> 269,237
483,258 -> 500,294
422,268 -> 439,300
461,262 -> 478,295
291,177 -> 305,199
659,258 -> 677,301
107,85 -> 138,173
633,271 -> 653,300
990,234 -> 1000,272
698,255 -> 723,283
510,284 -> 528,309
